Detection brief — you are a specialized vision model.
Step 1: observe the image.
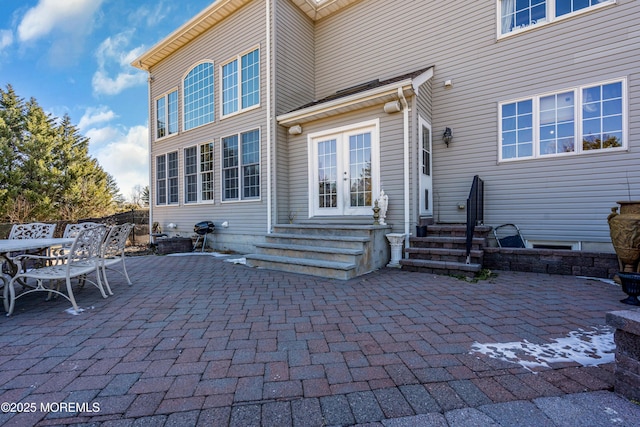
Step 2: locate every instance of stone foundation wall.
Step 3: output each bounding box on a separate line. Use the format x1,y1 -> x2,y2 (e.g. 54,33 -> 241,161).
484,247 -> 619,278
606,310 -> 640,401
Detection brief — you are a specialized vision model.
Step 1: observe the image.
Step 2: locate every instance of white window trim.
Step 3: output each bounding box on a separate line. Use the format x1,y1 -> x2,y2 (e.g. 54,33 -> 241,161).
498,77 -> 627,163
154,88 -> 179,141
184,142 -> 215,205
219,45 -> 261,119
220,127 -> 262,203
155,151 -> 180,206
496,0 -> 616,39
182,60 -> 215,132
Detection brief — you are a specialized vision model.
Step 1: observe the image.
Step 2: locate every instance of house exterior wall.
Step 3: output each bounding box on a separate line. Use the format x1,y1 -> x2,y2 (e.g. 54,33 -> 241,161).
140,0 -> 639,254
273,0 -> 316,224
148,0 -> 268,253
310,0 -> 640,251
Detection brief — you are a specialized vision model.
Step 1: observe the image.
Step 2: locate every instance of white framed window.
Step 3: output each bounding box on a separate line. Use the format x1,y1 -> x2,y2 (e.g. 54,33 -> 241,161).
498,0 -> 615,37
155,89 -> 178,139
221,47 -> 260,117
499,78 -> 625,161
184,142 -> 214,204
156,151 -> 179,205
183,61 -> 215,131
222,129 -> 260,201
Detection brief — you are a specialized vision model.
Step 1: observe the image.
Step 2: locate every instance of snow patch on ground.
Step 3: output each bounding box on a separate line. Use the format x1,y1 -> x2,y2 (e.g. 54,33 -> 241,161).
225,257 -> 246,265
471,326 -> 615,371
167,252 -> 232,257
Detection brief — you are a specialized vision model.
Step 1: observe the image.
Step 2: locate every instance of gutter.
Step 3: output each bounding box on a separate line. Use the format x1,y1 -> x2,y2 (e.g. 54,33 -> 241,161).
145,71 -> 154,244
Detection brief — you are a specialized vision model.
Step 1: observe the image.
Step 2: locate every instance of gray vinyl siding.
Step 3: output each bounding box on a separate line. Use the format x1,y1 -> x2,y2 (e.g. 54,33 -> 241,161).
310,0 -> 640,248
273,0 -> 316,224
148,0 -> 269,252
274,0 -> 315,115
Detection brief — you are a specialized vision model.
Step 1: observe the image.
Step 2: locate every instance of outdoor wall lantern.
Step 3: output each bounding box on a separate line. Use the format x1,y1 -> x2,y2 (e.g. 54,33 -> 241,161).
443,127 -> 452,147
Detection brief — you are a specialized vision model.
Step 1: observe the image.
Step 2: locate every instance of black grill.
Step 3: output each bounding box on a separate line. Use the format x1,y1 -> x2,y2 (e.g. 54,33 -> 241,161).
194,221 -> 215,235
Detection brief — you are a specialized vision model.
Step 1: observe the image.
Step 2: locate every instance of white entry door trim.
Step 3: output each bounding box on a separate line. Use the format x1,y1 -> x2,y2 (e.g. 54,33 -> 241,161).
308,119 -> 380,217
419,116 -> 433,217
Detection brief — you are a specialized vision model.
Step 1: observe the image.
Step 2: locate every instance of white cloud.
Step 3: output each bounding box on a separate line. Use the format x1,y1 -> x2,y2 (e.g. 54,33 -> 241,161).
78,106 -> 117,130
86,124 -> 149,197
17,0 -> 104,42
16,0 -> 105,66
133,2 -> 170,27
92,32 -> 147,96
0,29 -> 13,51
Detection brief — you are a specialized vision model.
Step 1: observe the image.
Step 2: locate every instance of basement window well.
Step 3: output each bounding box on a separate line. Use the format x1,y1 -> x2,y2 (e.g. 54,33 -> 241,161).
528,241 -> 580,251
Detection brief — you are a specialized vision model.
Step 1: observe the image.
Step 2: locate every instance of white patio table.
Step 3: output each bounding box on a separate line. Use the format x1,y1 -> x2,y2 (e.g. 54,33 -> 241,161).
0,238 -> 74,307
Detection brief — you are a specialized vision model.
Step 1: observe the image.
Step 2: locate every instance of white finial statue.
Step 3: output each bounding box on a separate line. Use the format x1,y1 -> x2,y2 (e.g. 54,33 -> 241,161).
378,189 -> 388,225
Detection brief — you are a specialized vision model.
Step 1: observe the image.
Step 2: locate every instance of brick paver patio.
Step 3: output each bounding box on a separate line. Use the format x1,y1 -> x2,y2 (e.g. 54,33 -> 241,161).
0,254 -> 631,426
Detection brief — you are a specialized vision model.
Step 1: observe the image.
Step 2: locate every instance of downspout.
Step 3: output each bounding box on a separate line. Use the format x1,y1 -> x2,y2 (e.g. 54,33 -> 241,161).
398,87 -> 410,249
265,0 -> 273,233
146,70 -> 154,243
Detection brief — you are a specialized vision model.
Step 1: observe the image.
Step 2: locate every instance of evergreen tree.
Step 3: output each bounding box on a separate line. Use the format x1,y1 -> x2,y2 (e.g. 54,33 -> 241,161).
0,84 -> 120,222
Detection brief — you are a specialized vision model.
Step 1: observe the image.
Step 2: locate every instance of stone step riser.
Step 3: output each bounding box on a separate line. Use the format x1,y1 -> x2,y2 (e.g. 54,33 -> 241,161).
266,235 -> 367,250
255,245 -> 361,264
246,257 -> 355,280
406,254 -> 483,263
409,241 -> 484,251
272,225 -> 380,238
400,259 -> 482,278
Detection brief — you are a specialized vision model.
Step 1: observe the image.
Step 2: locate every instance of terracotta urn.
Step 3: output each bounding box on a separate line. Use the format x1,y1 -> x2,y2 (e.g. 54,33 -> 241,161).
608,201 -> 640,273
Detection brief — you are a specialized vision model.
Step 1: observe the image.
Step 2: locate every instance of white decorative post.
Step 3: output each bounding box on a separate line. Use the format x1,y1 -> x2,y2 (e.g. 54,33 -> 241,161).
386,233 -> 406,268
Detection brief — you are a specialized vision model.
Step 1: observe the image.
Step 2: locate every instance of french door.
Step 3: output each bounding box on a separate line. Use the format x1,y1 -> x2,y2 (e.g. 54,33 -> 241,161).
310,121 -> 379,217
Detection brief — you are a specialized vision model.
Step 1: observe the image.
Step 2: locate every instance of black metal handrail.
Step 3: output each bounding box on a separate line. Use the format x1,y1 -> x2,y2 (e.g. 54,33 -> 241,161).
465,175 -> 484,264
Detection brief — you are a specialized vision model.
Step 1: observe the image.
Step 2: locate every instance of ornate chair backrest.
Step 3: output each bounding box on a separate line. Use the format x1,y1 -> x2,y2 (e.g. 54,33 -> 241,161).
68,225 -> 107,265
63,222 -> 102,239
8,222 -> 56,240
102,223 -> 133,259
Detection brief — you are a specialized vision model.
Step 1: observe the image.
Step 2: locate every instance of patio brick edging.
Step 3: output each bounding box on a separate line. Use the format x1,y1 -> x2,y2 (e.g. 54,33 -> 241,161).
606,310 -> 640,402
483,247 -> 618,278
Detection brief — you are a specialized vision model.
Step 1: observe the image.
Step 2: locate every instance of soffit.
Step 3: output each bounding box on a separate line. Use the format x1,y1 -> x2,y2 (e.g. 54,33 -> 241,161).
290,0 -> 361,20
132,0 -> 252,71
132,0 -> 360,71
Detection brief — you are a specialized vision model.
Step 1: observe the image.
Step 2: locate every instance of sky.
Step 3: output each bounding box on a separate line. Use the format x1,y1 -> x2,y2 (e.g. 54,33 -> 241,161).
0,0 -> 214,201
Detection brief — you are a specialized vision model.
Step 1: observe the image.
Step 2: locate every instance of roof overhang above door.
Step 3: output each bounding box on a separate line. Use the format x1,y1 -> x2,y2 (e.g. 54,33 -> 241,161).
277,67 -> 433,127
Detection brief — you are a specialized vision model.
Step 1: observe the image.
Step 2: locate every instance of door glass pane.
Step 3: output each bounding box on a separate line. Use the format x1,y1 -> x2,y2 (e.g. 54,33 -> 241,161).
422,126 -> 431,176
349,132 -> 371,208
318,139 -> 337,208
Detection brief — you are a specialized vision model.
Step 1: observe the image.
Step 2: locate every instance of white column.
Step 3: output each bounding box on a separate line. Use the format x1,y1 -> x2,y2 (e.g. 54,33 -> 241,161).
386,233 -> 406,268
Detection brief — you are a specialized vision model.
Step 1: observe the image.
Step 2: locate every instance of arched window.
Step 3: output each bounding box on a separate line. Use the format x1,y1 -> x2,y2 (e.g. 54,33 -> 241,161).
183,61 -> 214,130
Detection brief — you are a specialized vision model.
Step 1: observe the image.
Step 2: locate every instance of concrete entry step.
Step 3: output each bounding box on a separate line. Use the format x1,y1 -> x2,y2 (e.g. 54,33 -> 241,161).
245,223 -> 391,280
400,259 -> 482,277
245,253 -> 357,280
254,242 -> 363,263
403,223 -> 489,277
